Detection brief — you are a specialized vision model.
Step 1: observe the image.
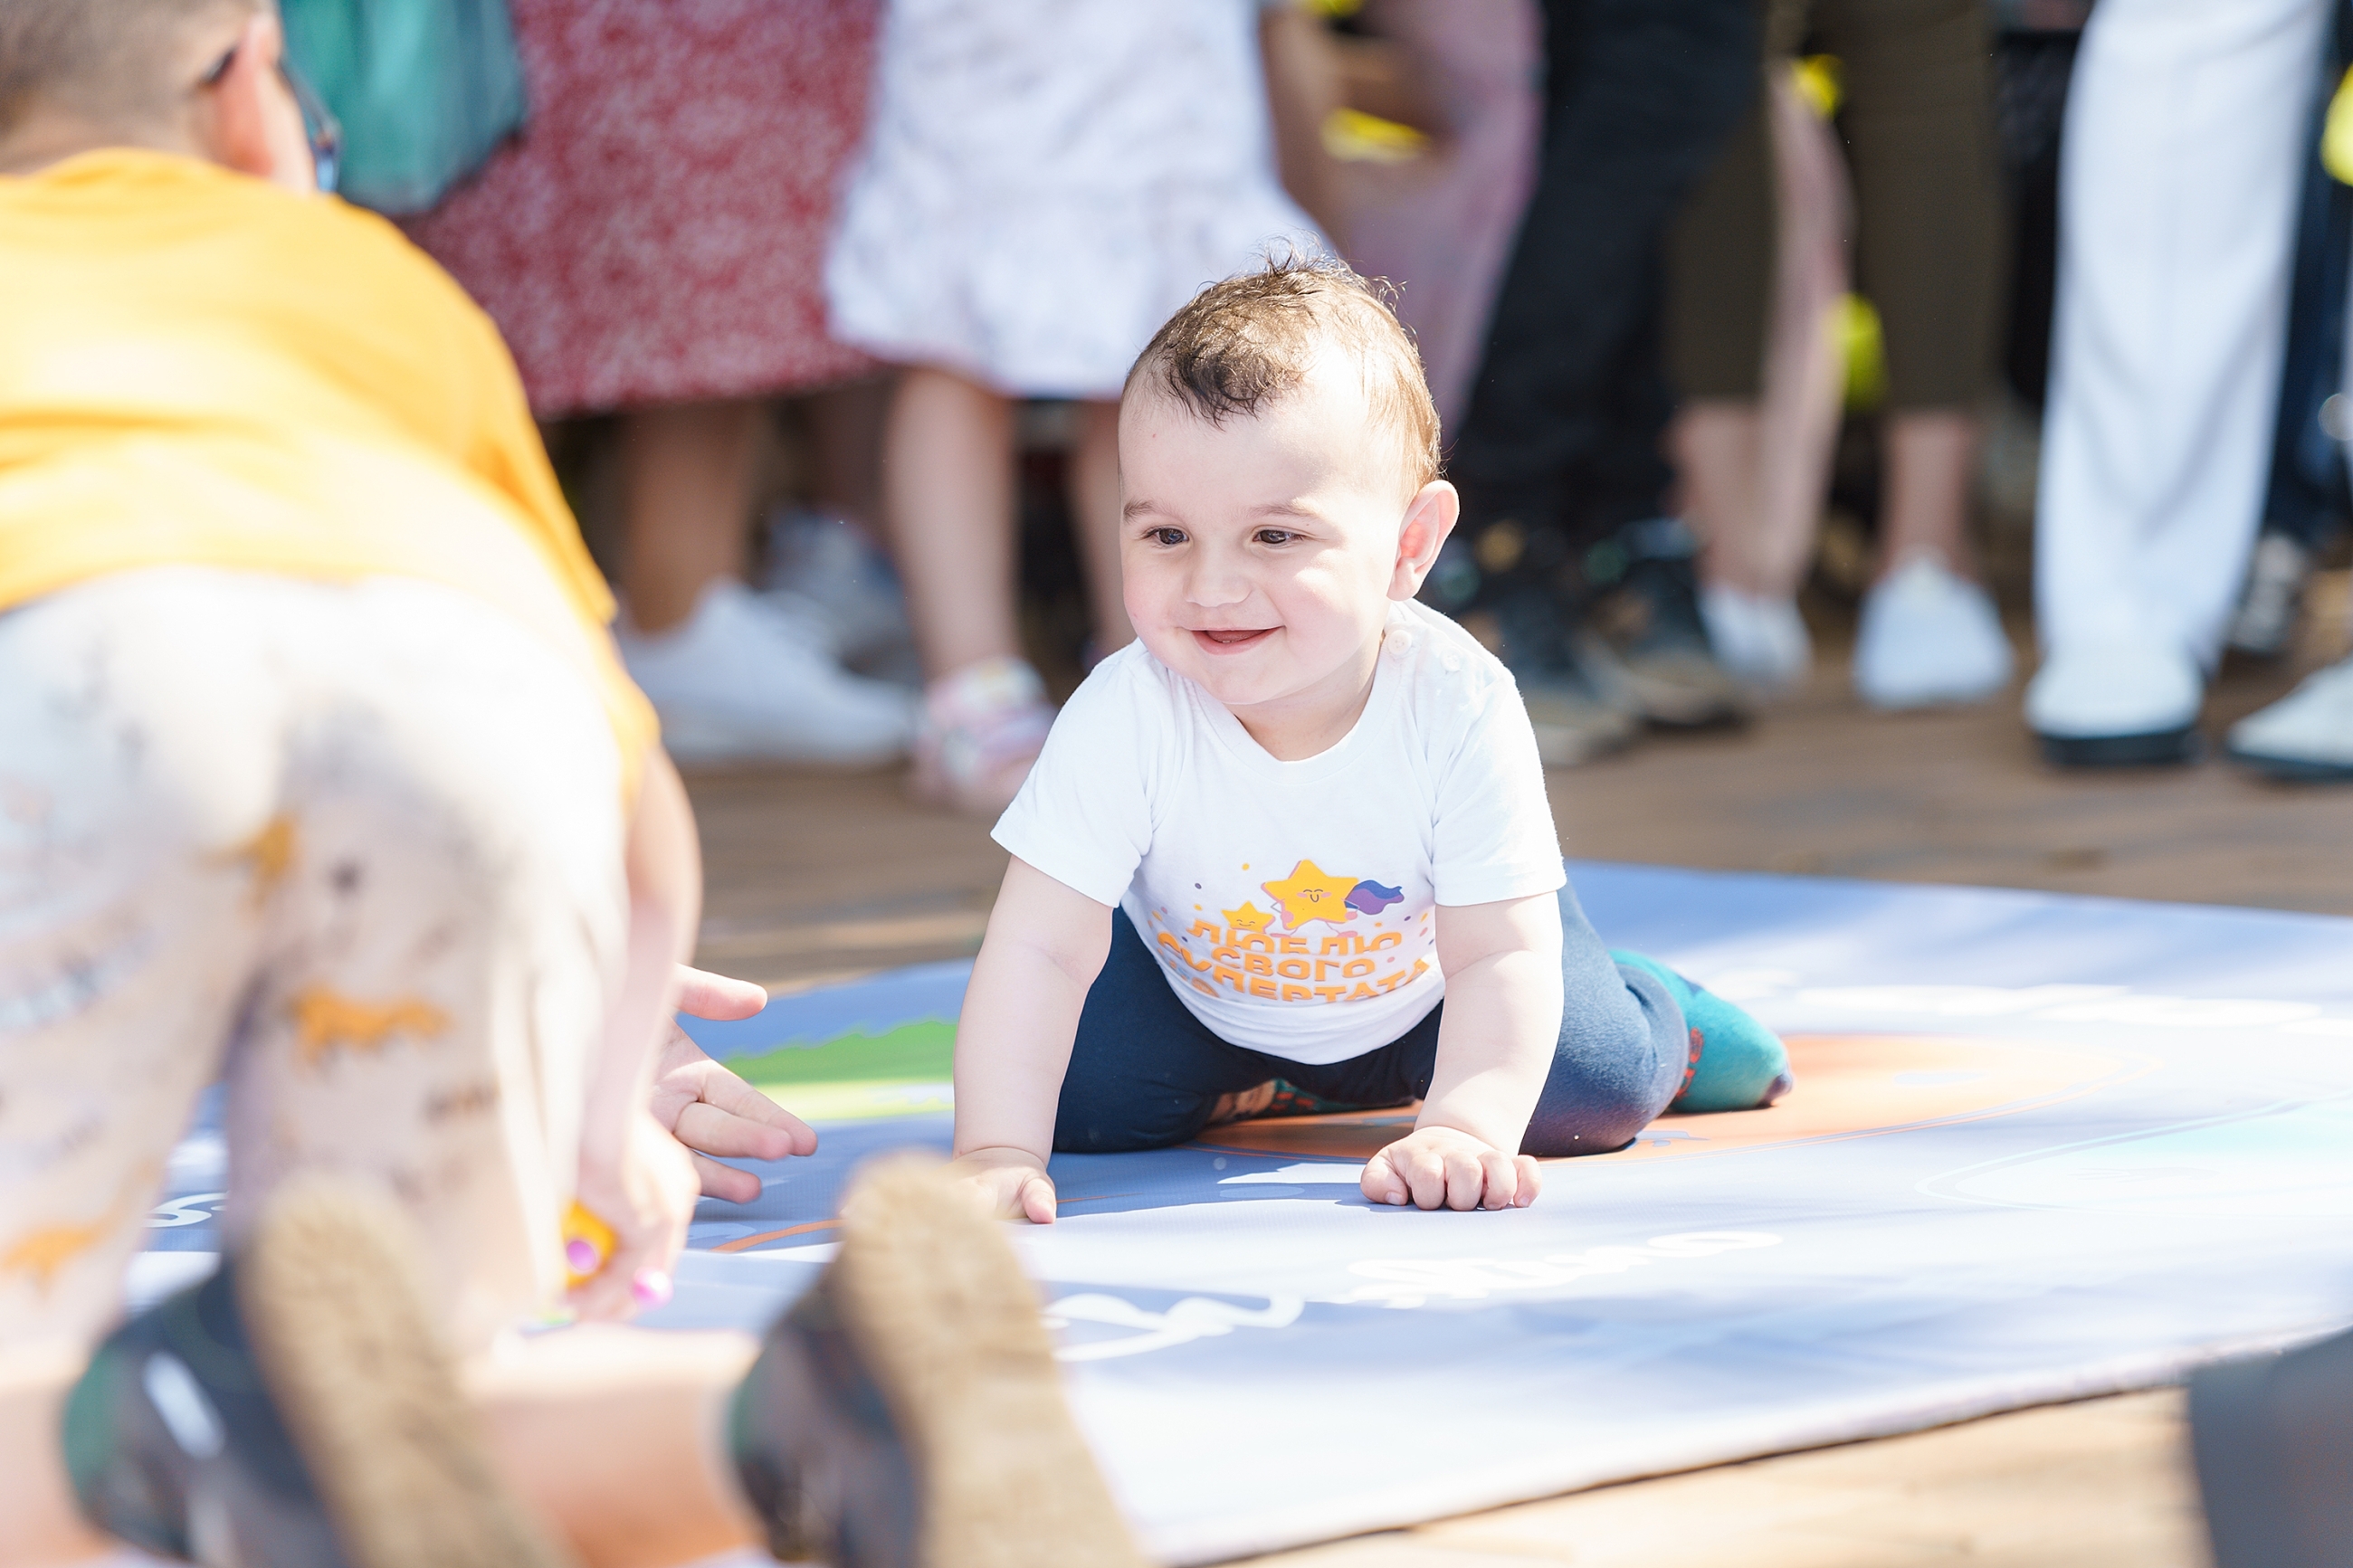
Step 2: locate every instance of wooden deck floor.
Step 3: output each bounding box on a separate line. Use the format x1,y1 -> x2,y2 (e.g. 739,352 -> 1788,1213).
683,575 -> 2351,1565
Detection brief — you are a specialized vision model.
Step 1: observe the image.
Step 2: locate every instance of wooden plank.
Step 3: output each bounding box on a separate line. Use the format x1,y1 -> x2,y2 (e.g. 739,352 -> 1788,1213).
685,576 -> 2353,991
1238,1392 -> 2202,1568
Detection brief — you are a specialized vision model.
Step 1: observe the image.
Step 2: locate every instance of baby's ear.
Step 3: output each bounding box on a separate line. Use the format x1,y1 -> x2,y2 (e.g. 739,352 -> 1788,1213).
1389,481 -> 1459,601
202,13 -> 318,194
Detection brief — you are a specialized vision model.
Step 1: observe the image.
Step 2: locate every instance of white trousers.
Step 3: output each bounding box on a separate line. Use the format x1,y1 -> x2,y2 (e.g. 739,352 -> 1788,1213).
2035,0 -> 2332,668
0,570 -> 629,1358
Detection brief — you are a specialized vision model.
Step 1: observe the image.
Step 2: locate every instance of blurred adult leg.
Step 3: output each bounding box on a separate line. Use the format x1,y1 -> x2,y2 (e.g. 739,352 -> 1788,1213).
1451,0 -> 1758,746
614,397 -> 917,765
1786,0 -> 2015,710
2030,0 -> 2330,761
2224,29 -> 2353,780
1688,69 -> 1848,698
805,376 -> 893,536
884,367 -> 1022,681
1066,398 -> 1135,657
2229,38 -> 2353,660
1452,0 -> 1758,541
1347,0 -> 1544,432
621,399 -> 761,635
883,366 -> 1054,814
1832,0 -> 2004,582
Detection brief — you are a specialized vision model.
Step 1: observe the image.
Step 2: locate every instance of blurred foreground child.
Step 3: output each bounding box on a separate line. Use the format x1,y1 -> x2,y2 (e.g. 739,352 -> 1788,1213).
0,5 -> 1138,1563
949,260 -> 1792,1225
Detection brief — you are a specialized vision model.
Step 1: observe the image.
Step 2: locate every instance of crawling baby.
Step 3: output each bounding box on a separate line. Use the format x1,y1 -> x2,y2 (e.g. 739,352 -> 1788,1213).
947,255 -> 1792,1222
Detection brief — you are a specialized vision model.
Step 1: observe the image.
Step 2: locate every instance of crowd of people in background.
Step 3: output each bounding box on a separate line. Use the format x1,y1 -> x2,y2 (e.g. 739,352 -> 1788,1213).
307,0 -> 2353,797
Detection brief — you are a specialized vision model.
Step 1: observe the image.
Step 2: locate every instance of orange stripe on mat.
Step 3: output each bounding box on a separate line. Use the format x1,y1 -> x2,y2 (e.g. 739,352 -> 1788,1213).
711,1220 -> 838,1253
707,1192 -> 1148,1253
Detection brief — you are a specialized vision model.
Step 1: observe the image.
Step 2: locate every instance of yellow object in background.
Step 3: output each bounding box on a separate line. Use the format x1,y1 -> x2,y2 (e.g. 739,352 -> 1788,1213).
1321,108 -> 1430,165
2323,64 -> 2353,185
1794,54 -> 1843,120
1839,293 -> 1888,413
562,1200 -> 616,1288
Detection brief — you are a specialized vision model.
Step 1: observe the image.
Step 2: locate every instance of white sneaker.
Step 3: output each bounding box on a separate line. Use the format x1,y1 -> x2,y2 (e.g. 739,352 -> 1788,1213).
616,579 -> 916,765
1698,584 -> 1811,694
760,508 -> 915,665
2226,653 -> 2353,779
2023,633 -> 2203,766
2224,532 -> 2314,659
1853,556 -> 2014,710
910,655 -> 1057,815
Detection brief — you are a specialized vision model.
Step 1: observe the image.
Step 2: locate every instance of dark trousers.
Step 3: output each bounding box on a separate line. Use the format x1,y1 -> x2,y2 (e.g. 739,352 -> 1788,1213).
1667,0 -> 2007,411
1052,883 -> 1688,1157
1451,0 -> 1759,546
2262,3 -> 2353,554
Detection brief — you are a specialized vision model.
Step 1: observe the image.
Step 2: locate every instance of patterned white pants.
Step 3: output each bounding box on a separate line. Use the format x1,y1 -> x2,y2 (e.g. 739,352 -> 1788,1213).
0,569 -> 631,1356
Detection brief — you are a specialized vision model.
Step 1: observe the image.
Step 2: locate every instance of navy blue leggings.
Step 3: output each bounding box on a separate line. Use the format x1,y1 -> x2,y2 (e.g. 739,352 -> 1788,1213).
1053,881 -> 1688,1156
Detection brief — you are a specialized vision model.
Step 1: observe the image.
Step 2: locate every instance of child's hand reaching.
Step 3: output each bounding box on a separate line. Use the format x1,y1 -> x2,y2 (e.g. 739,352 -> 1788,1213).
949,1146 -> 1059,1224
650,965 -> 818,1202
571,1107 -> 702,1320
1361,1125 -> 1541,1212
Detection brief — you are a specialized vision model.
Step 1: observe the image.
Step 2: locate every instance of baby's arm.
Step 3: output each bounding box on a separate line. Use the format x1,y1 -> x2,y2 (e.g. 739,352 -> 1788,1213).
1361,891 -> 1564,1211
950,857 -> 1114,1223
573,748 -> 704,1317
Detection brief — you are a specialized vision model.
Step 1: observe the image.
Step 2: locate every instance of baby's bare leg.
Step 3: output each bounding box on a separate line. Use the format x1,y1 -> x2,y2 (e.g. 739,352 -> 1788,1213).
2,1338 -> 764,1568
0,1350 -> 112,1563
467,1326 -> 762,1568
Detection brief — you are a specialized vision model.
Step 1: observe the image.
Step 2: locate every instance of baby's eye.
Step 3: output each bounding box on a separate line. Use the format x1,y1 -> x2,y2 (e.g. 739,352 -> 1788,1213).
1147,527 -> 1187,546
1254,528 -> 1299,546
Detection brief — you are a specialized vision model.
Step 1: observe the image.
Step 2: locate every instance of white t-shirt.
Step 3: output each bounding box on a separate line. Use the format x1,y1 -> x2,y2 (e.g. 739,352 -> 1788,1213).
992,600 -> 1566,1064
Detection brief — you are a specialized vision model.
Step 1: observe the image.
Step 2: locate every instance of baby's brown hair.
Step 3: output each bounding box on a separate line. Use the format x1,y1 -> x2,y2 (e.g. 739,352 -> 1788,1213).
0,0 -> 262,137
1126,252 -> 1443,496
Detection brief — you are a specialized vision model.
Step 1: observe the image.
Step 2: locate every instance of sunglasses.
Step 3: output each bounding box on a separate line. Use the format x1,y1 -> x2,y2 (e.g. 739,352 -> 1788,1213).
201,43 -> 343,195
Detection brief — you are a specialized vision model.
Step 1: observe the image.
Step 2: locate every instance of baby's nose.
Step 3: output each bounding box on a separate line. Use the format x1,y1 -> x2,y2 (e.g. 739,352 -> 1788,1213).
1184,554 -> 1252,608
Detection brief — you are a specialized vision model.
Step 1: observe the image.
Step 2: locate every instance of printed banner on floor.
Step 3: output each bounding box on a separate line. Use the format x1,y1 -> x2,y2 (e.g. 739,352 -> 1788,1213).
144,864 -> 2353,1563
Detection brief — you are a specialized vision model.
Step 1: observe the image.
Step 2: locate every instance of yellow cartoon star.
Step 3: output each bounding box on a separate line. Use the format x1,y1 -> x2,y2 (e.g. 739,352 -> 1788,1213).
291,987 -> 450,1068
1222,901 -> 1275,933
2,1170 -> 151,1295
1261,860 -> 1360,930
217,813 -> 298,906
3,1218 -> 110,1294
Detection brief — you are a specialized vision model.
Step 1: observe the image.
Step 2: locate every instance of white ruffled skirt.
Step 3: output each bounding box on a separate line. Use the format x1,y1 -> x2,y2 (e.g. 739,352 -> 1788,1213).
825,0 -> 1326,400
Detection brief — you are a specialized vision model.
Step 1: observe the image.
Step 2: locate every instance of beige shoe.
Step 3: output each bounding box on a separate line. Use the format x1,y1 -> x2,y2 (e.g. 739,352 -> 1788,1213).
733,1156 -> 1146,1568
239,1181 -> 576,1568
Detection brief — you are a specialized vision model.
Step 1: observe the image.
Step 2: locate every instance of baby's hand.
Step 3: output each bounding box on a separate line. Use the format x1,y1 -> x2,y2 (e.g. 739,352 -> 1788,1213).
949,1146 -> 1059,1224
1362,1126 -> 1541,1212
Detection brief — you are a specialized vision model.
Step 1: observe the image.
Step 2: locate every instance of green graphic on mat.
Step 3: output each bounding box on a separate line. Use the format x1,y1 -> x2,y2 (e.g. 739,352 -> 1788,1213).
732,1020 -> 955,1121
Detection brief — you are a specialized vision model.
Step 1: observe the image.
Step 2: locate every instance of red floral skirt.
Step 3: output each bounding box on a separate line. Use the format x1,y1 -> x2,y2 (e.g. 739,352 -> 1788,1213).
405,0 -> 880,417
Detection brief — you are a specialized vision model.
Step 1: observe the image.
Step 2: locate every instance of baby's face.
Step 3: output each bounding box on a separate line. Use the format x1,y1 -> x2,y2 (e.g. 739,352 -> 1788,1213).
1119,353 -> 1452,735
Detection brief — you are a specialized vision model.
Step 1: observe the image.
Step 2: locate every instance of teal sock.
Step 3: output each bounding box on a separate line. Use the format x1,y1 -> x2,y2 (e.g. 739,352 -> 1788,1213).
1610,949 -> 1792,1112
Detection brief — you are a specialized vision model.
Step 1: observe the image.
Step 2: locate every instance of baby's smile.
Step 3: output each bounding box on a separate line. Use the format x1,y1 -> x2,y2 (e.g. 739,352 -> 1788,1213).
1192,625 -> 1277,652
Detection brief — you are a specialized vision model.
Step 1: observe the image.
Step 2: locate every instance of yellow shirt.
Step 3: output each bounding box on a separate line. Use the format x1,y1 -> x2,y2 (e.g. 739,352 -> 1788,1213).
0,149 -> 657,794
